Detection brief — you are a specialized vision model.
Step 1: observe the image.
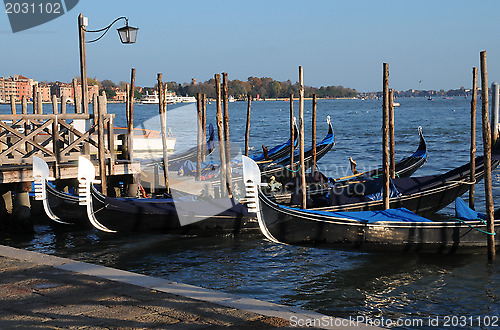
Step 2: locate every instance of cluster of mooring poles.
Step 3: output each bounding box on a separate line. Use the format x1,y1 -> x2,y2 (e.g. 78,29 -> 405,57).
381,51 -> 498,262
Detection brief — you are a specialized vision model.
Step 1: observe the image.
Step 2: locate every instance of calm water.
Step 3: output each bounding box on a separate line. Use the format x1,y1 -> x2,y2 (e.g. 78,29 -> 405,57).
2,98 -> 500,329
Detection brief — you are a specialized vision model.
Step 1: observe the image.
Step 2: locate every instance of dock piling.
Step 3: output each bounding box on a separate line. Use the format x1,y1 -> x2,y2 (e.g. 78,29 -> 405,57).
215,74 -> 227,197
32,84 -> 37,114
382,63 -> 390,210
37,92 -> 42,114
128,68 -> 136,161
298,66 -> 306,209
196,93 -> 202,180
97,95 -> 107,195
491,82 -> 499,144
73,78 -> 82,114
12,182 -> 32,231
312,94 -> 317,174
470,67 -> 478,209
222,73 -> 232,197
290,94 -> 295,178
389,89 -> 395,179
10,95 -> 16,114
480,50 -> 496,262
157,73 -> 170,193
202,94 -> 207,162
245,94 -> 251,157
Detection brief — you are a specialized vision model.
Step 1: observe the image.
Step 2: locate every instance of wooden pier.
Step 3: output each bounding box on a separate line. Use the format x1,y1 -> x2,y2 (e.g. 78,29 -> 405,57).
0,95 -> 140,230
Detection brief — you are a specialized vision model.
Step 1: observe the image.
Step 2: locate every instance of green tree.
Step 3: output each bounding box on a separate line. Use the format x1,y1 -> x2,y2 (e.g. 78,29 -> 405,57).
101,79 -> 116,89
101,88 -> 116,99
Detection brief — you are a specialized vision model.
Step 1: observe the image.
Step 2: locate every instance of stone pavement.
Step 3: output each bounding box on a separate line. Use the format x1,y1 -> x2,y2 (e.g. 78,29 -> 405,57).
0,245 -> 375,329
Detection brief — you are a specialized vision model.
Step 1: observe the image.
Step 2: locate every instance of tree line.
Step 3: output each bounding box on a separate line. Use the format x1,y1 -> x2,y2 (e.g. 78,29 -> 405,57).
162,77 -> 358,99
93,77 -> 358,100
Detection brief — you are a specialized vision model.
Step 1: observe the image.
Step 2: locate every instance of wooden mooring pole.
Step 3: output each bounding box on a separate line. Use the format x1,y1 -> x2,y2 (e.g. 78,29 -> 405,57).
470,67 -> 478,209
312,94 -> 317,174
61,96 -> 66,114
97,94 -> 107,195
299,66 -> 306,209
128,68 -> 136,161
32,84 -> 37,114
196,93 -> 202,180
290,94 -> 295,178
222,73 -> 232,197
491,82 -> 499,144
21,96 -> 30,153
92,94 -> 98,125
382,63 -> 390,210
37,92 -> 42,114
389,89 -> 395,179
72,78 -> 82,114
245,94 -> 251,157
202,94 -> 207,162
10,95 -> 16,114
215,74 -> 227,197
157,73 -> 170,193
480,50 -> 496,262
52,95 -> 60,178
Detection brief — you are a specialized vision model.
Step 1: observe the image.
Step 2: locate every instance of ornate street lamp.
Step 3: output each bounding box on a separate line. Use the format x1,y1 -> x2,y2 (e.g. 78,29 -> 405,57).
78,14 -> 138,113
117,20 -> 138,44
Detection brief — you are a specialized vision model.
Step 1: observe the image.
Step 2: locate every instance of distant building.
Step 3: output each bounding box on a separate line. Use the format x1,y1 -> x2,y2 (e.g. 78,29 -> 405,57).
70,83 -> 99,103
0,75 -> 36,101
38,84 -> 51,102
113,90 -> 127,102
50,82 -> 73,102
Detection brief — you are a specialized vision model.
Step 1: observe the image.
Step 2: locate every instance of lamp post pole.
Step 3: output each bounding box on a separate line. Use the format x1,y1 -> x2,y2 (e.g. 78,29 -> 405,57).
78,13 -> 89,114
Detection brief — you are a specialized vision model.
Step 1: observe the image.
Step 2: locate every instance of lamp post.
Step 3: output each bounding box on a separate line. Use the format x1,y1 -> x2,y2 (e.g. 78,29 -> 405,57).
77,13 -> 138,114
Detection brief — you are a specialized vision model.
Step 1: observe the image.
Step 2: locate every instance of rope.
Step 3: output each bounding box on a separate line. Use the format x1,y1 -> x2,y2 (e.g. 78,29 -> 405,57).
283,165 -> 300,173
453,218 -> 496,236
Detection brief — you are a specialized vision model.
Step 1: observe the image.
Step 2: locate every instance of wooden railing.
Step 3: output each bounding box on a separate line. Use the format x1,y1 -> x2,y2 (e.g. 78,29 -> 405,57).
0,113 -> 115,172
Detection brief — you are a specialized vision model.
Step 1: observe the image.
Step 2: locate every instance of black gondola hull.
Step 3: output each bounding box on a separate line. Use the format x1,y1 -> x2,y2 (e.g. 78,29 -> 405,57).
259,192 -> 500,254
90,186 -> 257,235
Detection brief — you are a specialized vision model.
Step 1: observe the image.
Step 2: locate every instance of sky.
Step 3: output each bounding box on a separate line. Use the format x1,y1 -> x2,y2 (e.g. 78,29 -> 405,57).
1,0 -> 500,92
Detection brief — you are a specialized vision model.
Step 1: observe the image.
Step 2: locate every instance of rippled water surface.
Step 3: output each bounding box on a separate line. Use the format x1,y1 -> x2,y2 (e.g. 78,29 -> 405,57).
1,98 -> 500,328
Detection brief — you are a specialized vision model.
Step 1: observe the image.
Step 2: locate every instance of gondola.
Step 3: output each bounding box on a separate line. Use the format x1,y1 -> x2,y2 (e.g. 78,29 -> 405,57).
314,143 -> 500,216
339,126 -> 427,181
241,156 -> 500,254
250,118 -> 299,162
266,127 -> 428,204
259,116 -> 335,181
33,156 -> 87,226
77,156 -> 258,234
198,116 -> 335,183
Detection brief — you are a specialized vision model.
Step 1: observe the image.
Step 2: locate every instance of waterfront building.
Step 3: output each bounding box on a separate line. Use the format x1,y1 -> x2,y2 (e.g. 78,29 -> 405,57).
0,75 -> 36,101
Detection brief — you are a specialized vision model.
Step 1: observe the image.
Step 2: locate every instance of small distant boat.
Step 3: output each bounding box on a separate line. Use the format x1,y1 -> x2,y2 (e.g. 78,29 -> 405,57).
428,96 -> 433,100
443,96 -> 453,100
140,91 -> 159,104
393,102 -> 400,107
139,92 -> 196,105
229,95 -> 236,102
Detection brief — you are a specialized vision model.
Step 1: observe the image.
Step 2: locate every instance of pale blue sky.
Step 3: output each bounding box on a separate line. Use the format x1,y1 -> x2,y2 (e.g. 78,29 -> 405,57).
1,0 -> 500,92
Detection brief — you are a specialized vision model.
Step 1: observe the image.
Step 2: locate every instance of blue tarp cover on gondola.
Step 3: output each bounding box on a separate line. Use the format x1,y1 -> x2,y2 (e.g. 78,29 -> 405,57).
279,204 -> 433,223
455,197 -> 486,220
